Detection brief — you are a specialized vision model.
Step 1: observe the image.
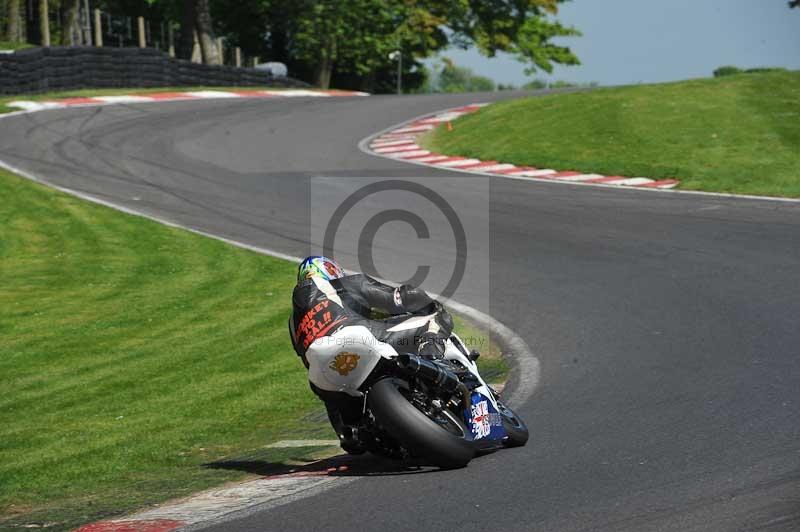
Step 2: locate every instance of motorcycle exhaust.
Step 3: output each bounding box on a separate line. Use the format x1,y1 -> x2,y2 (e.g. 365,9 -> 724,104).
396,354 -> 471,411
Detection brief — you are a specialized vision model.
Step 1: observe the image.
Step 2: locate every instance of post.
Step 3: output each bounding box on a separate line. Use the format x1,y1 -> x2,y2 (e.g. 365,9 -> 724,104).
215,37 -> 223,65
39,0 -> 50,46
168,24 -> 175,57
93,8 -> 102,46
389,50 -> 402,95
137,16 -> 145,48
252,55 -> 260,68
398,51 -> 402,94
235,47 -> 241,67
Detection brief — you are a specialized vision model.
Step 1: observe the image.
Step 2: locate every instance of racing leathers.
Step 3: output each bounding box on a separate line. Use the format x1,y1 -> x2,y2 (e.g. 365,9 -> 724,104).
288,274 -> 453,451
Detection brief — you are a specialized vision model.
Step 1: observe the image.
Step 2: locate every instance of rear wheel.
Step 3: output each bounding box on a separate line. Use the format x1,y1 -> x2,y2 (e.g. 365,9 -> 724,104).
368,378 -> 474,469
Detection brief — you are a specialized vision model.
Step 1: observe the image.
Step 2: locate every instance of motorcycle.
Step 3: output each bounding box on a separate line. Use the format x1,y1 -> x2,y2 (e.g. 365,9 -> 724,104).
304,309 -> 529,469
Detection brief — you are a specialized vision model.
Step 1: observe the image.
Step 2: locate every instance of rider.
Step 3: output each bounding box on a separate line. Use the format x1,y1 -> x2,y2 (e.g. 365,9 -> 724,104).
289,256 -> 453,453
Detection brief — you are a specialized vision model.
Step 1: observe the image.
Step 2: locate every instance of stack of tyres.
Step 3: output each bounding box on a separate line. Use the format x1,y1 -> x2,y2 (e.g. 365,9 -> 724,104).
0,46 -> 312,95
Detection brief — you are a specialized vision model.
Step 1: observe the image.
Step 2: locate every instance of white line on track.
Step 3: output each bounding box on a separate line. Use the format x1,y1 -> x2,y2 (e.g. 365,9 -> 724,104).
411,155 -> 451,163
373,144 -> 421,153
267,440 -> 341,448
183,90 -> 242,99
435,158 -> 482,167
264,89 -> 331,97
93,95 -> 159,103
466,163 -> 516,172
388,150 -> 430,158
370,139 -> 416,148
551,173 -> 606,182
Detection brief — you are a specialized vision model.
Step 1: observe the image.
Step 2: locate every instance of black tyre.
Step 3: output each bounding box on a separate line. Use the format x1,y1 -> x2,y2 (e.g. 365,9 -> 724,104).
368,378 -> 475,469
497,400 -> 529,447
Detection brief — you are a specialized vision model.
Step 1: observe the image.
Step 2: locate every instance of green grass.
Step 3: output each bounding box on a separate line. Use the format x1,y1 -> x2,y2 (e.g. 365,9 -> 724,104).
452,315 -> 507,384
0,169 -> 506,530
422,71 -> 800,198
0,169 -> 325,530
0,41 -> 32,51
0,86 -> 299,114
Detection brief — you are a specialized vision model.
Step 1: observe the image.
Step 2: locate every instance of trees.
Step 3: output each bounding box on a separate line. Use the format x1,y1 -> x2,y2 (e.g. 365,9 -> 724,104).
283,0 -> 579,90
512,15 -> 580,75
0,0 -> 581,91
290,0 -> 418,89
177,0 -> 196,60
5,0 -> 20,42
291,0 -> 352,88
523,79 -> 548,90
38,0 -> 50,46
60,0 -> 82,46
442,0 -> 580,74
714,66 -> 742,77
168,0 -> 217,64
522,78 -> 596,89
435,58 -> 496,93
194,0 -> 218,64
423,57 -> 497,93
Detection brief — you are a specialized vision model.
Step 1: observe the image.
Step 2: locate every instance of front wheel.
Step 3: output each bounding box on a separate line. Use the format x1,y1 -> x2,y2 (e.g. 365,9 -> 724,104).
497,400 -> 529,447
368,378 -> 475,469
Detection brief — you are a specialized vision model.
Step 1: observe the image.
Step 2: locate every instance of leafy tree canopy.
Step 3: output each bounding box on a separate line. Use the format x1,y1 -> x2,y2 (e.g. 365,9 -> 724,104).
3,0 -> 582,92
211,0 -> 581,90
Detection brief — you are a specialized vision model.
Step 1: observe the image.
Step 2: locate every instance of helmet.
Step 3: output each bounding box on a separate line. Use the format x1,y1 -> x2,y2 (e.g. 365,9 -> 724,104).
297,256 -> 345,284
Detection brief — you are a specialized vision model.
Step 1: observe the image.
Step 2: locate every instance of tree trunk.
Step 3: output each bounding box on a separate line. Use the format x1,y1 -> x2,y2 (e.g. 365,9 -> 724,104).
177,0 -> 195,60
38,0 -> 49,46
314,37 -> 336,89
191,30 -> 201,62
315,57 -> 332,89
82,0 -> 92,45
194,0 -> 218,65
6,0 -> 20,42
60,0 -> 81,45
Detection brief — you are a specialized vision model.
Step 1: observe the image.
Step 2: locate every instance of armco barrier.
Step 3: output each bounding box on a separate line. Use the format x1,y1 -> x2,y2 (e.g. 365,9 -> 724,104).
0,46 -> 309,95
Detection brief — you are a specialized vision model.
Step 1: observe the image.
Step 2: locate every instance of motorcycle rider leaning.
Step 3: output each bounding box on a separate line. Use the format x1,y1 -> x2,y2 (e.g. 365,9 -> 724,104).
288,256 -> 453,453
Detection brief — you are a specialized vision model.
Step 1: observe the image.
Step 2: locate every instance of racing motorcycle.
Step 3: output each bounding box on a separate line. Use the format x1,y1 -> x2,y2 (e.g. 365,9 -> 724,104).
305,310 -> 529,469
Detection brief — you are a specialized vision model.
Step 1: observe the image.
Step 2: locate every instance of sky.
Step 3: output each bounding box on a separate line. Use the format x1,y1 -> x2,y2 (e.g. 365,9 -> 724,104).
424,0 -> 800,87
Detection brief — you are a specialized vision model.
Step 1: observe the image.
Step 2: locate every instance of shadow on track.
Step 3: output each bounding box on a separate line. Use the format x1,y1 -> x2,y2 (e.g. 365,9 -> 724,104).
205,453 -> 441,478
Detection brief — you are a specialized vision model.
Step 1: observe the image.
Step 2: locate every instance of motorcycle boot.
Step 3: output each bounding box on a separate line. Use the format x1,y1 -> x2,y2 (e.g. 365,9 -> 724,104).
324,401 -> 366,455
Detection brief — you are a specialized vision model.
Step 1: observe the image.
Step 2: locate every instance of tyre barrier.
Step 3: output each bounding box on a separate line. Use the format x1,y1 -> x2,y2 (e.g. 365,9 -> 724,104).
0,46 -> 309,95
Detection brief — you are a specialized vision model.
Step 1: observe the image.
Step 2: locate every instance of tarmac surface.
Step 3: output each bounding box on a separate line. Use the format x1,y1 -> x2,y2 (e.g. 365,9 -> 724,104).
1,91 -> 798,532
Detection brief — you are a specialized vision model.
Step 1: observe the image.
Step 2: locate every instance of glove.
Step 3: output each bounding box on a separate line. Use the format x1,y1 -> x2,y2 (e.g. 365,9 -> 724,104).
435,303 -> 454,336
397,284 -> 435,314
418,331 -> 446,360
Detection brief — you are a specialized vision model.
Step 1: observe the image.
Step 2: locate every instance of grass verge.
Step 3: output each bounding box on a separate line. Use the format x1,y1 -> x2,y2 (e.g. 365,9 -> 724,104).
0,169 -> 506,530
0,41 -> 33,52
421,71 -> 800,198
0,86 -> 299,115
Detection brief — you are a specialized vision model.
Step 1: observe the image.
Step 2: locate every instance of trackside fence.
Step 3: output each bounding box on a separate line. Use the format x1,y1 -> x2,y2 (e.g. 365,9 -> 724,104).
0,46 -> 308,95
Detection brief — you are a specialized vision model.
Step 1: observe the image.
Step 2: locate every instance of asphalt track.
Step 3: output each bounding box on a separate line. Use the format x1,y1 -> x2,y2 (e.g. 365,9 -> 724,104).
2,92 -> 799,532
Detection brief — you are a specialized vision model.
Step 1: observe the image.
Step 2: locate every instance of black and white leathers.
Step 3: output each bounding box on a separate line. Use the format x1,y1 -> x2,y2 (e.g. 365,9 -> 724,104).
289,274 -> 452,365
